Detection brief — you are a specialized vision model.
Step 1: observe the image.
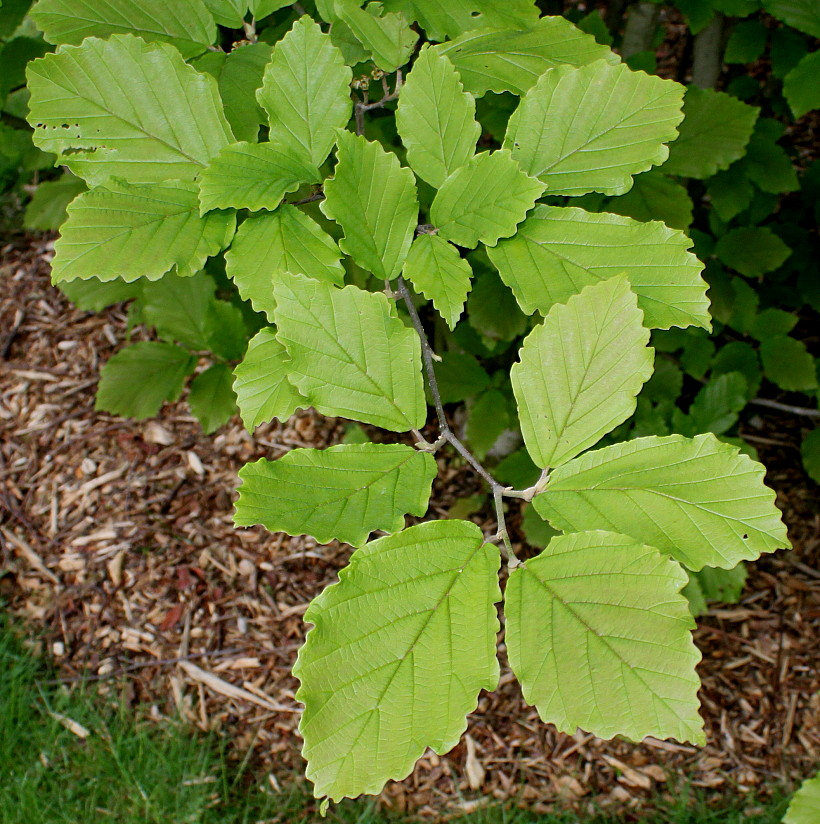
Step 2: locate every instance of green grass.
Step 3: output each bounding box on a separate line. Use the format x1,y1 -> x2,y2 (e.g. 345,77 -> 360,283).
0,616 -> 791,824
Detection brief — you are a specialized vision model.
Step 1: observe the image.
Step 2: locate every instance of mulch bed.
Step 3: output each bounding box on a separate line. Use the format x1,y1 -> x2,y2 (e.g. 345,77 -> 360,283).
1,236 -> 818,819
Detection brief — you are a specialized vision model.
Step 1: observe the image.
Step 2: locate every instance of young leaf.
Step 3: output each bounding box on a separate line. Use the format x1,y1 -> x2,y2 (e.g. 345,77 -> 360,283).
706,164 -> 754,222
684,372 -> 748,436
224,207 -> 345,322
512,276 -> 654,469
321,130 -> 418,281
783,772 -> 820,824
382,0 -> 539,41
662,87 -> 758,179
188,363 -> 238,434
760,336 -> 818,392
30,0 -> 216,58
433,17 -> 618,96
27,35 -> 234,185
506,530 -> 703,744
604,170 -> 693,230
235,444 -> 437,546
402,234 -> 472,330
784,51 -> 820,119
198,141 -> 320,214
257,16 -> 352,168
294,519 -> 500,800
715,227 -> 791,278
395,46 -> 480,189
233,328 -> 306,430
691,563 -> 748,605
334,0 -> 417,72
743,119 -> 799,195
429,150 -> 544,248
51,180 -> 235,284
533,433 -> 790,571
96,342 -> 196,419
487,205 -> 709,330
433,352 -> 491,404
211,43 -> 274,143
504,60 -> 684,197
204,0 -> 246,27
272,272 -> 425,431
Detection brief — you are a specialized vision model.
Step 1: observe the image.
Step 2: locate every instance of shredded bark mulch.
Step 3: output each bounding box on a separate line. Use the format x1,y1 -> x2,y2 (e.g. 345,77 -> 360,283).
1,237 -> 818,819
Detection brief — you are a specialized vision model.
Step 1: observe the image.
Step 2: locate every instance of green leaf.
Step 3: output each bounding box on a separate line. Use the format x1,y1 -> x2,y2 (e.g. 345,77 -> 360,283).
249,0 -> 292,16
604,170 -> 693,231
715,227 -> 791,278
30,0 -> 216,59
224,207 -> 344,322
429,149 -> 543,248
749,308 -> 798,340
321,130 -> 418,280
198,141 -> 319,214
433,352 -> 490,404
760,335 -> 818,392
294,519 -> 500,801
0,0 -> 32,38
512,276 -> 653,470
204,0 -> 246,27
506,530 -> 703,744
662,87 -> 758,180
770,26 -> 808,78
783,773 -> 820,824
188,363 -> 237,433
382,0 -> 539,41
257,16 -> 352,168
724,19 -> 768,64
233,328 -> 306,430
395,46 -> 479,189
0,36 -> 51,102
533,433 -> 790,571
334,0 -> 417,73
465,389 -> 510,459
433,17 -> 618,97
762,0 -> 820,37
706,163 -> 754,222
235,444 -> 436,546
27,35 -> 234,185
743,119 -> 799,194
96,342 -> 196,419
215,43 -> 272,143
402,234 -> 471,330
711,341 -> 761,396
784,51 -> 820,119
685,372 -> 748,436
206,300 -> 248,361
51,179 -> 235,284
504,60 -> 684,197
139,271 -> 216,350
520,503 -> 559,548
487,205 -> 709,330
272,272 -> 425,431
58,278 -> 140,312
801,429 -> 820,485
466,268 -> 528,340
691,563 -> 747,605
23,174 -> 86,231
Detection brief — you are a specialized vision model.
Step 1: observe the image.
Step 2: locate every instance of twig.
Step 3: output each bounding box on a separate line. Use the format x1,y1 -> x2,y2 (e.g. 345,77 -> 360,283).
1,308 -> 24,359
747,398 -> 820,419
396,277 -> 520,565
354,69 -> 403,136
243,20 -> 258,43
287,190 -> 324,206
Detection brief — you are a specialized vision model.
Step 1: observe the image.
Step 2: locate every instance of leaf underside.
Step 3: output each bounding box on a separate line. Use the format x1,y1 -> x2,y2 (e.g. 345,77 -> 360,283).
295,520 -> 500,801
27,34 -> 234,185
272,272 -> 426,432
488,205 -> 709,330
504,59 -> 685,196
506,530 -> 704,744
534,433 -> 790,571
52,179 -> 235,283
235,444 -> 437,546
512,276 -> 654,469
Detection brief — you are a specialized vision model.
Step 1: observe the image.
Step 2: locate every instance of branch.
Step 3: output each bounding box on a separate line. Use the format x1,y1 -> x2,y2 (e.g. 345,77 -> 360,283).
747,398 -> 820,419
355,69 -> 402,136
396,276 -> 520,565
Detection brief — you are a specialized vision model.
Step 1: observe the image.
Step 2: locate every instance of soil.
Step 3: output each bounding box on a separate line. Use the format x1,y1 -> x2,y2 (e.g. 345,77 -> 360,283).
1,236 -> 818,820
